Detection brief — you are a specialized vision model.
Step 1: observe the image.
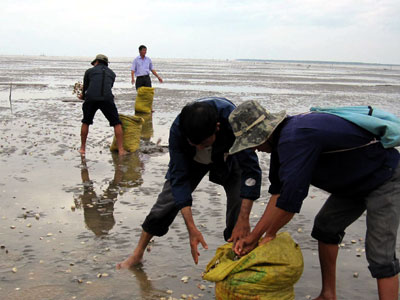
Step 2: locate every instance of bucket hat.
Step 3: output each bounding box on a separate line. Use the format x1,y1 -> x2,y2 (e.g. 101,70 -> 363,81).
229,100 -> 287,154
91,54 -> 109,65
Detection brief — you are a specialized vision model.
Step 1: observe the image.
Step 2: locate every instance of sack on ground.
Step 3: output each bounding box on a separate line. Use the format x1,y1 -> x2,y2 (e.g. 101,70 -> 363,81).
110,114 -> 144,152
203,232 -> 303,300
135,87 -> 155,113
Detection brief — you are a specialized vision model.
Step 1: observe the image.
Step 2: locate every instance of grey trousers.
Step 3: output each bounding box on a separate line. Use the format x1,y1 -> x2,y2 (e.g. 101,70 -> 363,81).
142,161 -> 242,241
312,163 -> 400,278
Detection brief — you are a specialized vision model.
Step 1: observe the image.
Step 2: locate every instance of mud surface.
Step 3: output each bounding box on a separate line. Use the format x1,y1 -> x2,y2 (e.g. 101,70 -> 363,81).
0,55 -> 400,299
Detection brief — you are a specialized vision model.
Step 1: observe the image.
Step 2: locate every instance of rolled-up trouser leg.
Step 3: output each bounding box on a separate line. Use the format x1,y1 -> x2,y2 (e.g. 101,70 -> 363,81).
222,160 -> 242,241
311,194 -> 366,244
142,165 -> 208,237
365,164 -> 400,278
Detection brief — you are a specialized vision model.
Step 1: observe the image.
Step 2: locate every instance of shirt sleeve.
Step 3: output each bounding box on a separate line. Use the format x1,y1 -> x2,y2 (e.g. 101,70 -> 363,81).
235,149 -> 261,200
149,58 -> 154,71
130,59 -> 135,71
167,122 -> 194,209
272,131 -> 322,213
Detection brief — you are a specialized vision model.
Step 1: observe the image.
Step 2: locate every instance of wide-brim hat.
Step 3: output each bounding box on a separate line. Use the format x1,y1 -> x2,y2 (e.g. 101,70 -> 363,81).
91,54 -> 109,65
229,100 -> 287,154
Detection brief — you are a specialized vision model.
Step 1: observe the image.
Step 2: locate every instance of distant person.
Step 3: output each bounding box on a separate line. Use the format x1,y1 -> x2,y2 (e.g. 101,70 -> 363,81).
117,97 -> 261,269
131,45 -> 163,90
229,100 -> 400,300
78,54 -> 126,156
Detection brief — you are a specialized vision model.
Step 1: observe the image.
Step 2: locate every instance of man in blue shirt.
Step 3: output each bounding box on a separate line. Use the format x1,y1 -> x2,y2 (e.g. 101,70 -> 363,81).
130,45 -> 163,90
117,97 -> 262,268
230,100 -> 400,300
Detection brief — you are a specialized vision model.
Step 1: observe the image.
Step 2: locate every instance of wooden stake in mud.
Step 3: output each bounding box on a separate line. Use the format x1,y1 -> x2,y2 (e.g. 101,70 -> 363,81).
9,83 -> 12,114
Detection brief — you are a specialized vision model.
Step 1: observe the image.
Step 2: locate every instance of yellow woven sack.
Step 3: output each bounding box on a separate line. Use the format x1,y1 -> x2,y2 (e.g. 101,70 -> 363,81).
135,112 -> 153,141
203,232 -> 303,300
110,114 -> 144,152
135,87 -> 155,113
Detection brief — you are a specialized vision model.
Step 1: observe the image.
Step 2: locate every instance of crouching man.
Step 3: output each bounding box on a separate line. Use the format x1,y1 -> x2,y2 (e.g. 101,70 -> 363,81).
117,97 -> 261,267
230,100 -> 400,300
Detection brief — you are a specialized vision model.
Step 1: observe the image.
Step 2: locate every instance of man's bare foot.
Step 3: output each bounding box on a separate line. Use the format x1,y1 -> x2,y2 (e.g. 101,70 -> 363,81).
79,148 -> 85,155
116,252 -> 143,270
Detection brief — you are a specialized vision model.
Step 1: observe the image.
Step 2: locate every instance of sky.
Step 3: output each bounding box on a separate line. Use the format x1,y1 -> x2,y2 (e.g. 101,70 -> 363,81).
1,0 -> 399,64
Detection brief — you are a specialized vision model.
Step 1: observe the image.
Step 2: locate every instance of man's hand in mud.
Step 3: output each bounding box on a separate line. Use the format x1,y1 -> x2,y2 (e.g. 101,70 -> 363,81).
188,229 -> 208,264
228,219 -> 251,247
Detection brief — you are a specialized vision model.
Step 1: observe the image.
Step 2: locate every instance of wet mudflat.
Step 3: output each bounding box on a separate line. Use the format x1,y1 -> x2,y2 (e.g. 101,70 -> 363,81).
0,56 -> 400,299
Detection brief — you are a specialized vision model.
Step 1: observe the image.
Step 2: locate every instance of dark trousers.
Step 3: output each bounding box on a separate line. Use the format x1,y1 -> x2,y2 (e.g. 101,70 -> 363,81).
142,160 -> 242,241
135,75 -> 152,90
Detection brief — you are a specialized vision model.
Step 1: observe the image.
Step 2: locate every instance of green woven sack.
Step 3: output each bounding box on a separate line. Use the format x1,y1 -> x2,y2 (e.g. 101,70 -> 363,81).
203,232 -> 303,300
110,114 -> 143,152
135,87 -> 155,114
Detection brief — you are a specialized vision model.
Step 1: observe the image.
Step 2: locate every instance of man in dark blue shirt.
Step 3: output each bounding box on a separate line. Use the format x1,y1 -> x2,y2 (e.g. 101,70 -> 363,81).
78,54 -> 126,156
117,97 -> 262,268
229,100 -> 400,300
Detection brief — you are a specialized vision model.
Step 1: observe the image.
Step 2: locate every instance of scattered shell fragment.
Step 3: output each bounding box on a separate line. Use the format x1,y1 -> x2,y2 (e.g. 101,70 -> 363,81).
181,294 -> 187,299
197,284 -> 206,290
35,214 -> 40,220
26,223 -> 32,228
86,281 -> 92,284
10,225 -> 16,229
340,243 -> 345,247
306,296 -> 312,299
297,228 -> 303,233
181,276 -> 189,283
353,272 -> 359,278
12,267 -> 17,273
102,273 -> 109,277
166,289 -> 173,294
47,233 -> 53,237
351,240 -> 356,244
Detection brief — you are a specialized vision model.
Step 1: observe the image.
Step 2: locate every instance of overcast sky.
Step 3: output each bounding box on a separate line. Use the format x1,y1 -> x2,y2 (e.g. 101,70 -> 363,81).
1,0 -> 399,64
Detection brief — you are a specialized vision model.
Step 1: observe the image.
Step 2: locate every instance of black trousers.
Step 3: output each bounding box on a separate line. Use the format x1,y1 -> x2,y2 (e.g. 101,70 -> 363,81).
142,160 -> 243,241
135,75 -> 152,90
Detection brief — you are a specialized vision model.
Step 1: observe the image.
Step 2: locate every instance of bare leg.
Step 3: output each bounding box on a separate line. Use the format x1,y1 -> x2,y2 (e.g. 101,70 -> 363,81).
116,230 -> 153,269
377,275 -> 399,300
114,124 -> 127,156
313,241 -> 338,300
79,123 -> 89,155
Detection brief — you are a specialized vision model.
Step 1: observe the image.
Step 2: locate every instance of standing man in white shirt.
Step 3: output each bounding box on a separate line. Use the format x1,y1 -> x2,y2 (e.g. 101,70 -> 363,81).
131,45 -> 163,90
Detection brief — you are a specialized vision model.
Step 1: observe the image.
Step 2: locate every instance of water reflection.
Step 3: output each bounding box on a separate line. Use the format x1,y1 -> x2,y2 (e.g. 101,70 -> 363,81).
75,153 -> 143,236
129,266 -> 166,299
135,112 -> 154,142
